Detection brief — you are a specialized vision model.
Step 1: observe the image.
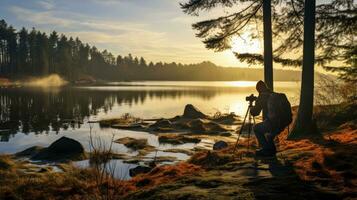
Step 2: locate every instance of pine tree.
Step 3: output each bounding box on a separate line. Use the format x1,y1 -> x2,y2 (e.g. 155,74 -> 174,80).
181,0 -> 275,90
28,28 -> 38,75
18,28 -> 29,74
288,0 -> 318,139
49,31 -> 58,74
139,57 -> 147,67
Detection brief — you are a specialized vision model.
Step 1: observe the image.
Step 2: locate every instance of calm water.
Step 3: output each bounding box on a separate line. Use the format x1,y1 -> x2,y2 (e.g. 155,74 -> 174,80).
0,81 -> 300,178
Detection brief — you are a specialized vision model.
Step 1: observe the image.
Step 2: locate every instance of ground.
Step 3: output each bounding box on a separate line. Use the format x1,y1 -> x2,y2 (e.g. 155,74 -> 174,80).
122,126 -> 356,200
0,103 -> 356,199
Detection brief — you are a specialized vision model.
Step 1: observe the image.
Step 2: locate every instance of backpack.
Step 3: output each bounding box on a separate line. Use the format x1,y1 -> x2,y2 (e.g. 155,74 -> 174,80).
267,92 -> 292,129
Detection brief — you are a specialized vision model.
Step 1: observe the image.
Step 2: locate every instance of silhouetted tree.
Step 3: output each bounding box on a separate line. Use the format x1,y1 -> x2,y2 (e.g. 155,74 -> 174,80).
181,0 -> 275,90
289,0 -> 317,138
48,31 -> 58,74
18,28 -> 29,74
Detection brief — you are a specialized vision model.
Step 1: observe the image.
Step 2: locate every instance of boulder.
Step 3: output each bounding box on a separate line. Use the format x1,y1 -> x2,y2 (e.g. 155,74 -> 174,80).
183,104 -> 207,119
188,119 -> 207,133
150,119 -> 172,128
16,146 -> 44,157
129,165 -> 152,177
47,137 -> 84,155
213,141 -> 228,150
32,137 -> 85,161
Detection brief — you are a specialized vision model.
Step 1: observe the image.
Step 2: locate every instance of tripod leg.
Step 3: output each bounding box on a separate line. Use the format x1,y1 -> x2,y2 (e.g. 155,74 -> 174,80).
252,117 -> 257,149
247,112 -> 252,152
232,106 -> 250,155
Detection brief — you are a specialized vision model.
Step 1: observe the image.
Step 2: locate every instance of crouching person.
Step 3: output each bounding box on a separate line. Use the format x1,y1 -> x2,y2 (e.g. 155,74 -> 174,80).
250,80 -> 292,157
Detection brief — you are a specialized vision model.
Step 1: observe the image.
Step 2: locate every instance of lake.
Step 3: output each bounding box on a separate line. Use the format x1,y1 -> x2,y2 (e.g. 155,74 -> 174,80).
0,81 -> 300,179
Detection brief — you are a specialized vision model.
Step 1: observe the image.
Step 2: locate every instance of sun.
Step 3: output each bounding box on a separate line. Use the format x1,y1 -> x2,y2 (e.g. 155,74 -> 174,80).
231,33 -> 262,54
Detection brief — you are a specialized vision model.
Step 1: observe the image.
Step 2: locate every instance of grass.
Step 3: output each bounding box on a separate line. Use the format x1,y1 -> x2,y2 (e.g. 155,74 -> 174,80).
99,113 -> 141,127
115,137 -> 154,151
0,155 -> 99,199
0,155 -> 15,170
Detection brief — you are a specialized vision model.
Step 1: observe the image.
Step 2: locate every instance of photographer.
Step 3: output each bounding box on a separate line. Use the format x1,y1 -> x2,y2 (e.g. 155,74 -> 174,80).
250,80 -> 282,157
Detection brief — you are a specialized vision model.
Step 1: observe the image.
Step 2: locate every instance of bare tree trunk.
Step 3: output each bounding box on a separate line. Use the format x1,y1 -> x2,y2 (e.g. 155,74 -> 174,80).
289,0 -> 318,139
263,0 -> 273,91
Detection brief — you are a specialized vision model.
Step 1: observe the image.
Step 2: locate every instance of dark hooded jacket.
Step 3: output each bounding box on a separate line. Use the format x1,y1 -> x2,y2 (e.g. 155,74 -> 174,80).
250,90 -> 272,119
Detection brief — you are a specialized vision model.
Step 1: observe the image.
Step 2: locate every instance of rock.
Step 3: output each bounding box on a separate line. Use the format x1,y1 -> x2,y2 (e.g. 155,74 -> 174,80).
213,141 -> 228,150
16,146 -> 44,157
149,119 -> 173,131
206,121 -> 229,132
115,137 -> 154,150
220,132 -> 232,137
158,134 -> 201,144
32,137 -> 85,161
47,137 -> 84,155
183,104 -> 207,119
213,113 -> 240,125
188,119 -> 207,133
152,119 -> 172,128
129,165 -> 152,177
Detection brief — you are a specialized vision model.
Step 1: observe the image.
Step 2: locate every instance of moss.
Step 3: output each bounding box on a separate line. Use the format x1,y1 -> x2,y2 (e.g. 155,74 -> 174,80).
189,151 -> 233,168
99,113 -> 141,128
158,134 -> 201,145
116,137 -> 153,150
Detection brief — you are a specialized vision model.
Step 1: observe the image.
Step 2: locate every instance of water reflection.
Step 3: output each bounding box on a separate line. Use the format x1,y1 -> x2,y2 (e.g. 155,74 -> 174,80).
0,81 -> 299,142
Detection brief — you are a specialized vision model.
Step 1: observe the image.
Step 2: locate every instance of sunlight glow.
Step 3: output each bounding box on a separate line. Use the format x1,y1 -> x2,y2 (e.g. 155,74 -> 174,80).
224,81 -> 256,87
231,34 -> 262,54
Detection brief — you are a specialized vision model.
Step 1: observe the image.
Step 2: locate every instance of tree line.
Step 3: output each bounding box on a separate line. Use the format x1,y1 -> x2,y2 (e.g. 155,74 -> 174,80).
0,19 -> 306,82
0,19 -> 155,80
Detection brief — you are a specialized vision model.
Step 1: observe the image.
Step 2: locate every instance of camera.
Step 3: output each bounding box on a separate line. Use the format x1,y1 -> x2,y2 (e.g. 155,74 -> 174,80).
245,94 -> 258,103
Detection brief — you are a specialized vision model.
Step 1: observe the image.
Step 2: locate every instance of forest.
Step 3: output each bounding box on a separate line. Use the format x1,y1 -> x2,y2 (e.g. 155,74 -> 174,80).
0,19 -> 306,82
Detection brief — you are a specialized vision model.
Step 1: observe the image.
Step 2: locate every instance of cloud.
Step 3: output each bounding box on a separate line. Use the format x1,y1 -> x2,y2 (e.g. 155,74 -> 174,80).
7,1 -> 243,66
37,0 -> 55,10
10,6 -> 73,27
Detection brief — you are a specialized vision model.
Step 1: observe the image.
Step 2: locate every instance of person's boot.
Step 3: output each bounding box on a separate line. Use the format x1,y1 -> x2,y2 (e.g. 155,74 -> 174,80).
255,149 -> 276,157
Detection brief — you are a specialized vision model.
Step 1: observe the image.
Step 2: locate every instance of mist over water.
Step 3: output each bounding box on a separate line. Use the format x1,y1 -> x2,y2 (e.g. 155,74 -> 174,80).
25,74 -> 68,87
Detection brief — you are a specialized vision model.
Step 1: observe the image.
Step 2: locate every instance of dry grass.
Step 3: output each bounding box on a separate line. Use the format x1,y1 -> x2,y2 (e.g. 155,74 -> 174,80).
0,156 -> 100,199
99,113 -> 141,127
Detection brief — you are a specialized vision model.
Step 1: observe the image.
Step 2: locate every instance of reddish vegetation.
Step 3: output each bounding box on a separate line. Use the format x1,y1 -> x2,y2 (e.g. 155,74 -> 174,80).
276,126 -> 357,194
127,163 -> 201,191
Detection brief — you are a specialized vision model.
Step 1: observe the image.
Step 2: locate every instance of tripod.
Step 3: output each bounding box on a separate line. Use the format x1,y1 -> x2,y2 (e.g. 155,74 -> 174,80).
232,100 -> 256,155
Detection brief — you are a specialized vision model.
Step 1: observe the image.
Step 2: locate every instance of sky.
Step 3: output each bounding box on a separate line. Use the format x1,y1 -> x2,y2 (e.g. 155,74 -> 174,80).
0,0 -> 265,67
